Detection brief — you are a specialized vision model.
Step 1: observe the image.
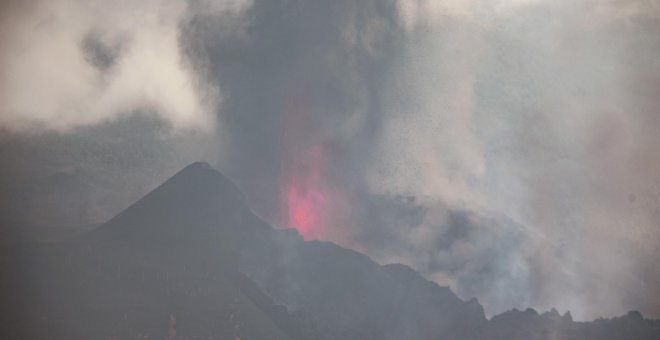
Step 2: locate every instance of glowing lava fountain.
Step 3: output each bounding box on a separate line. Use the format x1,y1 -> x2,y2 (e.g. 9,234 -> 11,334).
283,145 -> 325,240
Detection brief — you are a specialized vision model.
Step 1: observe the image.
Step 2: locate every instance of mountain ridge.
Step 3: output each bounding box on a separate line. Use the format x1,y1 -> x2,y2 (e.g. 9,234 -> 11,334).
2,161 -> 659,339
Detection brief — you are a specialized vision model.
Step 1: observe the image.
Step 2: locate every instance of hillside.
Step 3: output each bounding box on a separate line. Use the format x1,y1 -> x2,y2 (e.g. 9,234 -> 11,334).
2,162 -> 659,339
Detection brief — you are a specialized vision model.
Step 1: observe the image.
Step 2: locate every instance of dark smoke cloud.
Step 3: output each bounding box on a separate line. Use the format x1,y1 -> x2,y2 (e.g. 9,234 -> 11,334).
184,0 -> 660,319
180,0 -> 534,317
182,0 -> 403,226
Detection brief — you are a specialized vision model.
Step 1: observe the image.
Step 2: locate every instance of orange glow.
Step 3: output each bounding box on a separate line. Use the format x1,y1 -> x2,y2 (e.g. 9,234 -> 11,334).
285,145 -> 325,240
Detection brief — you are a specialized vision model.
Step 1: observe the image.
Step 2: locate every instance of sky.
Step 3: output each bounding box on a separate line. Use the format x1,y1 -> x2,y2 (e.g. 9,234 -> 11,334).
1,0 -> 660,320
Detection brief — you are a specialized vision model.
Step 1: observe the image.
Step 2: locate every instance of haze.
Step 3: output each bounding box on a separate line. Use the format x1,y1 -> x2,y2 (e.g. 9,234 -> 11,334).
1,0 -> 660,321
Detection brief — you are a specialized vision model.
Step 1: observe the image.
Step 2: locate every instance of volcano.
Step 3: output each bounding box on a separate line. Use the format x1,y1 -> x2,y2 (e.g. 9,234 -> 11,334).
2,162 -> 659,339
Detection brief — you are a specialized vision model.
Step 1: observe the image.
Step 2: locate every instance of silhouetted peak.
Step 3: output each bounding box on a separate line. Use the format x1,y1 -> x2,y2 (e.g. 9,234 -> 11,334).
187,161 -> 213,169
541,308 -> 562,320
626,310 -> 644,321
170,161 -> 235,191
97,162 -> 248,244
525,308 -> 539,316
493,308 -> 541,323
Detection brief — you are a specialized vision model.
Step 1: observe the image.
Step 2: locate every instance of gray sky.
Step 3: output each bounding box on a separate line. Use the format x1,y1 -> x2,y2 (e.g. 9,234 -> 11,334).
1,0 -> 660,320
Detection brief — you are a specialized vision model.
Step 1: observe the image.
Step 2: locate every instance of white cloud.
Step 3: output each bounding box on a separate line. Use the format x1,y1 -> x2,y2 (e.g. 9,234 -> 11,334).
0,0 -> 249,132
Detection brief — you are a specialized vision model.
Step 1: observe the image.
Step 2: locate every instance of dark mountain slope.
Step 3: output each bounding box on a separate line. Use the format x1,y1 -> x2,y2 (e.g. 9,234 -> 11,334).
5,240 -> 307,339
1,163 -> 311,340
94,161 -> 256,254
239,232 -> 487,339
92,161 -> 487,338
2,162 -> 659,339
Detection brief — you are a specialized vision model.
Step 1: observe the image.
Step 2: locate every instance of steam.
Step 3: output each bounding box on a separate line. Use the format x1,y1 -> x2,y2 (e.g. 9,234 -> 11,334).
361,0 -> 660,319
